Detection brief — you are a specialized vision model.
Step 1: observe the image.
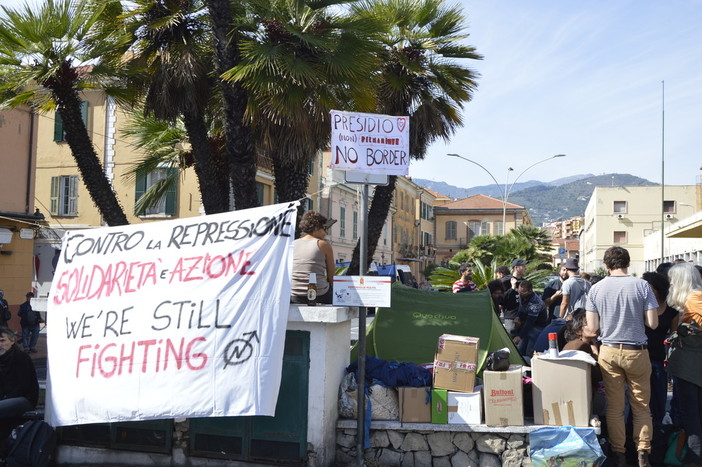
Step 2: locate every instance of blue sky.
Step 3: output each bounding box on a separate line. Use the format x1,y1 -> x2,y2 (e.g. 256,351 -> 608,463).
3,0 -> 701,190
410,0 -> 702,189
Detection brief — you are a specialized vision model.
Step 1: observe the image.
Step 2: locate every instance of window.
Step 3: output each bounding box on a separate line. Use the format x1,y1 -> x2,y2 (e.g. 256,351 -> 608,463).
420,201 -> 432,220
613,201 -> 627,213
494,221 -> 504,236
445,221 -> 457,240
613,231 -> 627,244
54,101 -> 89,142
468,221 -> 481,241
50,175 -> 79,216
135,168 -> 177,216
339,207 -> 346,238
352,211 -> 358,240
663,200 -> 676,213
256,182 -> 265,206
481,221 -> 489,236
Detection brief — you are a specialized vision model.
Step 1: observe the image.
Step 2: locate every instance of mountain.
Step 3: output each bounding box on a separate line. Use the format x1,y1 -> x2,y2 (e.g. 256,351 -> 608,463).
415,173 -> 656,226
414,174 -> 593,199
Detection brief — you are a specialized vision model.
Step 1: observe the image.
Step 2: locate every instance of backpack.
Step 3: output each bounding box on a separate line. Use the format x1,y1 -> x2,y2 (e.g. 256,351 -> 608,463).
3,420 -> 57,467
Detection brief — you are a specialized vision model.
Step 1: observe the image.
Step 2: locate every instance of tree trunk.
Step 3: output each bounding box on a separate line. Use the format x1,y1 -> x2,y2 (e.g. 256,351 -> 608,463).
182,109 -> 229,214
206,0 -> 259,211
348,175 -> 397,275
272,154 -> 311,234
50,80 -> 129,227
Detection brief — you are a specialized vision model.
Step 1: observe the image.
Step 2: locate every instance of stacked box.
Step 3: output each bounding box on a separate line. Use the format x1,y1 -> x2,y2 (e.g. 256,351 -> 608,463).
448,386 -> 482,425
398,387 -> 431,423
431,388 -> 448,424
532,356 -> 592,426
433,334 -> 479,393
483,365 -> 524,426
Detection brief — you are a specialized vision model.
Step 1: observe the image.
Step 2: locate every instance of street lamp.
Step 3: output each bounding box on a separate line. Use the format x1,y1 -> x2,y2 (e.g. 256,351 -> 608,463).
447,153 -> 566,231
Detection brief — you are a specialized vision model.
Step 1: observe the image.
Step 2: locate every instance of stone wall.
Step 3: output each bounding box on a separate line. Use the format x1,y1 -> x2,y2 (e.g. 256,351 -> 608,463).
335,427 -> 532,467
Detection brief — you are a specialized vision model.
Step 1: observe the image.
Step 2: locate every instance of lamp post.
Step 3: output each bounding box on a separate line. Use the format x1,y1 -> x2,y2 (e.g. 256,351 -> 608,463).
447,153 -> 566,231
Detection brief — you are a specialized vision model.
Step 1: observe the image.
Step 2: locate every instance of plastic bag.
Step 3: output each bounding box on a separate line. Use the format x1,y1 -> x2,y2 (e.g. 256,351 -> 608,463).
529,426 -> 606,467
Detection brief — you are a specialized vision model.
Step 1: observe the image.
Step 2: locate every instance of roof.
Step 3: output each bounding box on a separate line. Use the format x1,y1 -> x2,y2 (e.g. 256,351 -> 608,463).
667,210 -> 702,238
435,194 -> 524,211
423,188 -> 450,200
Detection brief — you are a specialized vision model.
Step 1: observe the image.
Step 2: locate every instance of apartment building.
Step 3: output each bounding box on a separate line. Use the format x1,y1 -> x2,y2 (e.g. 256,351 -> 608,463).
0,107 -> 41,323
433,194 -> 531,265
580,185 -> 697,275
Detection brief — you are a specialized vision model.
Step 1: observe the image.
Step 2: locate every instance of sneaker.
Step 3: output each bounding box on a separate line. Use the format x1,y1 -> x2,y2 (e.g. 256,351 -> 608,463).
29,348 -> 38,353
638,450 -> 651,467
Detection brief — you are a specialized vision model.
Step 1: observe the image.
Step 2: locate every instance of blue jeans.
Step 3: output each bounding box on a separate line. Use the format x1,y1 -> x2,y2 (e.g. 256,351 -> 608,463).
518,326 -> 544,362
0,397 -> 33,418
21,324 -> 40,351
649,360 -> 668,429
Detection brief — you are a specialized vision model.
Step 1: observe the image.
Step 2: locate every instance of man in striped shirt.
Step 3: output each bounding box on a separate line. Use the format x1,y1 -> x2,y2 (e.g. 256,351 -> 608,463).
452,263 -> 476,293
586,246 -> 659,467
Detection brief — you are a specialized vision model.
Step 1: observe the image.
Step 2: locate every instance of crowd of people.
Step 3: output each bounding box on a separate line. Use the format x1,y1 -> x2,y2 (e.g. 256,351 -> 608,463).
455,248 -> 702,467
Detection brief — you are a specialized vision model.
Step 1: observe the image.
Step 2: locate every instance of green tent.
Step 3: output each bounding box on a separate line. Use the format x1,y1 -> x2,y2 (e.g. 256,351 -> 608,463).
351,286 -> 526,374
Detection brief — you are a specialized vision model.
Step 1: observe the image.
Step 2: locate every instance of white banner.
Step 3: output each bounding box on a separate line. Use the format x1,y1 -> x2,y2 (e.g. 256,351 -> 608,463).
330,110 -> 410,175
46,202 -> 298,426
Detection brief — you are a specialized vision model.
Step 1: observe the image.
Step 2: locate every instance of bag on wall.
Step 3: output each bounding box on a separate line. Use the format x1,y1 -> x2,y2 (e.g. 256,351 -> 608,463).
529,426 -> 606,467
664,430 -> 687,466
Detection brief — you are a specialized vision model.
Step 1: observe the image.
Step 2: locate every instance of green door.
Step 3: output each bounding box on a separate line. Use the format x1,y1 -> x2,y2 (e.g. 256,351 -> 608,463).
190,330 -> 310,464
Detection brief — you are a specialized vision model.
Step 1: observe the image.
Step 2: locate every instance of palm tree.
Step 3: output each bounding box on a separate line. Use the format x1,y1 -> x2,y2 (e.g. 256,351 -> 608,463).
118,0 -> 229,214
347,0 -> 481,274
205,0 -> 259,210
509,224 -> 554,258
223,0 -> 379,219
0,0 -> 129,226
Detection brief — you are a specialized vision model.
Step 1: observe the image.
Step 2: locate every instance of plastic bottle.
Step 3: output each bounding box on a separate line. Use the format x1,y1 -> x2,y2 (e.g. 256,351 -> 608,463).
548,332 -> 559,358
307,273 -> 317,306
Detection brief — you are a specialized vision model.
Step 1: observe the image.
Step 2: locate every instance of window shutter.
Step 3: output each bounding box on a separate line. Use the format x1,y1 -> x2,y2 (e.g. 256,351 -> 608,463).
80,100 -> 89,126
135,170 -> 147,215
165,168 -> 177,215
53,111 -> 64,142
50,176 -> 59,214
68,175 -> 79,215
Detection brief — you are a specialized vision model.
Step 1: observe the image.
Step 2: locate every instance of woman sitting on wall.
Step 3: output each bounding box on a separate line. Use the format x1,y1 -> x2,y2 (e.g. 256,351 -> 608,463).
290,211 -> 335,305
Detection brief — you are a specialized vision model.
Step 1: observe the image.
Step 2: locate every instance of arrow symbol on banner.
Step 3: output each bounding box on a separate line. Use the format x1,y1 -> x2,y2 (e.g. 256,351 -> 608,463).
222,330 -> 259,369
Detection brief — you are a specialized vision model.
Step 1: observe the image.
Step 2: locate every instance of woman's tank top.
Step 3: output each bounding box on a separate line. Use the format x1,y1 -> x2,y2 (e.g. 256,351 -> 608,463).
291,237 -> 330,297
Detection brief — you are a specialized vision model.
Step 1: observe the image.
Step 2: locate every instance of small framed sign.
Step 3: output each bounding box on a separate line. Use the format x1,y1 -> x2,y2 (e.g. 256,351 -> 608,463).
332,276 -> 392,308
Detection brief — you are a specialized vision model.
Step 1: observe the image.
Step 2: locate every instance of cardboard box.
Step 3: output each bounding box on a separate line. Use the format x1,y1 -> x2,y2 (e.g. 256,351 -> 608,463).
399,387 -> 431,423
433,334 -> 479,393
483,365 -> 524,426
532,356 -> 592,426
448,386 -> 483,425
431,388 -> 448,424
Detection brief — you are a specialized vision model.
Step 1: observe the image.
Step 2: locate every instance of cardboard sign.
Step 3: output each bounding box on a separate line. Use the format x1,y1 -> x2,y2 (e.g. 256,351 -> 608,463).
332,276 -> 391,307
330,110 -> 410,176
45,202 -> 298,426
